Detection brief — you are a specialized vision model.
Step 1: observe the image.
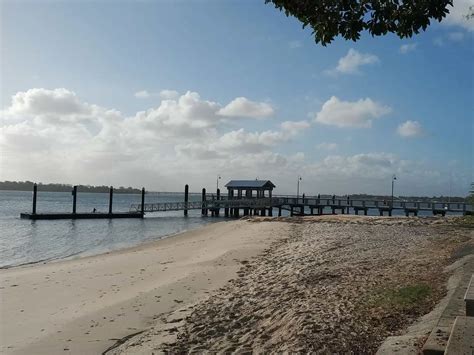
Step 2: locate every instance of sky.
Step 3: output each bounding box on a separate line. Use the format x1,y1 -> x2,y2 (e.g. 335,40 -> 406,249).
1,0 -> 473,196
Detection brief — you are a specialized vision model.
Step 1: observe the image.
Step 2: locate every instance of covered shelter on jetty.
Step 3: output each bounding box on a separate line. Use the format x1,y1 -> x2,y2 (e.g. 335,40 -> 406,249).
225,180 -> 276,199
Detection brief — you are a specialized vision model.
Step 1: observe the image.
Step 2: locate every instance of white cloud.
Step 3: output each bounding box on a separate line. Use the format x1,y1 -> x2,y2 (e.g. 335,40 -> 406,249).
443,0 -> 474,32
326,48 -> 379,75
280,120 -> 311,135
159,89 -> 179,100
134,90 -> 153,99
218,97 -> 274,118
317,142 -> 338,151
135,89 -> 179,100
399,43 -> 417,54
315,96 -> 391,128
0,88 -> 302,189
397,120 -> 424,138
6,88 -> 91,116
2,88 -> 466,196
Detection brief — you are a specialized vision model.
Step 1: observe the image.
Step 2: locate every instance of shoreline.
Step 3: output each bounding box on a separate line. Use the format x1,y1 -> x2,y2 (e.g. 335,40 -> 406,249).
0,219 -> 289,354
0,217 -> 224,270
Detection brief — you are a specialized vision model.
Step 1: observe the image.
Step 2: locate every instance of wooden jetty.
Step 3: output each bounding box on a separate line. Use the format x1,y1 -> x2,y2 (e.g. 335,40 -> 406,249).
130,180 -> 473,218
21,180 -> 473,220
20,184 -> 145,220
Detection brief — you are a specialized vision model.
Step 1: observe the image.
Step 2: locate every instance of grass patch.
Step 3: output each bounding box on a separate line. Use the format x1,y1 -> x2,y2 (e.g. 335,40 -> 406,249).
371,284 -> 432,310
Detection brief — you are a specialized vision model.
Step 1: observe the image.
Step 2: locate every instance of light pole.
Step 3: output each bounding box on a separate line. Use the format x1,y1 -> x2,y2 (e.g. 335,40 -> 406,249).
216,175 -> 221,191
391,174 -> 397,207
297,176 -> 302,202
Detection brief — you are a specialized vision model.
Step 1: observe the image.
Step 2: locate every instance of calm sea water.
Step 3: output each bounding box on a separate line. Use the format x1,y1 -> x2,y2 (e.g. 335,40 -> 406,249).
0,190 -> 224,268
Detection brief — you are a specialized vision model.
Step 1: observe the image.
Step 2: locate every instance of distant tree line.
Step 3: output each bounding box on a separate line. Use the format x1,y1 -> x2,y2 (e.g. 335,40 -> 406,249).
0,181 -> 141,194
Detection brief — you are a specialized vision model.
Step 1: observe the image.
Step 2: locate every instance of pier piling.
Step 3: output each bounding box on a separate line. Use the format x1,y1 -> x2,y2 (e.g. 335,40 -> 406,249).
32,183 -> 37,214
184,184 -> 189,216
72,185 -> 77,214
109,186 -> 113,214
201,188 -> 207,216
141,187 -> 145,217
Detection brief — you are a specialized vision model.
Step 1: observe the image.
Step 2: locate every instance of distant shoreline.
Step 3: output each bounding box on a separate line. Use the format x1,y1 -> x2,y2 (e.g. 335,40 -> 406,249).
0,182 -> 141,194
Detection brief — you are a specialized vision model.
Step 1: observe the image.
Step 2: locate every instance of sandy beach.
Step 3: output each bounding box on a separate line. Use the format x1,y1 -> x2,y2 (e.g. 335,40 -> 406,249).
1,216 -> 472,354
0,220 -> 291,354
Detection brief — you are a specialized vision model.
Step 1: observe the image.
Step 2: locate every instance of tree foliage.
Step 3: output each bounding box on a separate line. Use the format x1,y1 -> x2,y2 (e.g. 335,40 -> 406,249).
265,0 -> 453,45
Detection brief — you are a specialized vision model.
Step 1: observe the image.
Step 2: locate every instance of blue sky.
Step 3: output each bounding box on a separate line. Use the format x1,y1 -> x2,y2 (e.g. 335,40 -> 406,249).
1,0 -> 473,196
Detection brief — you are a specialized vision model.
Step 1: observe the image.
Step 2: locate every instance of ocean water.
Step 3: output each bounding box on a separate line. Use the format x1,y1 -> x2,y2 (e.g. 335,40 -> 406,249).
0,190 -> 224,268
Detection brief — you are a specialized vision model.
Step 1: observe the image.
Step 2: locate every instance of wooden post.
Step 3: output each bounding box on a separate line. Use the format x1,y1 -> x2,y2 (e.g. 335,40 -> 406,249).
290,205 -> 294,216
32,183 -> 37,214
184,184 -> 189,217
72,185 -> 77,214
109,186 -> 113,214
141,187 -> 145,217
201,188 -> 206,216
278,206 -> 282,216
216,188 -> 220,216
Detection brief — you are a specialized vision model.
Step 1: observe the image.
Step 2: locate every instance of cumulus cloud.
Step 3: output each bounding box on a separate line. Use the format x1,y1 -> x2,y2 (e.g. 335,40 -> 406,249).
134,90 -> 153,99
399,43 -> 417,54
218,97 -> 274,118
6,88 -> 92,116
443,0 -> 474,32
397,120 -> 424,138
315,96 -> 391,128
2,88 -> 461,195
159,89 -> 179,100
135,89 -> 179,100
0,88 -> 301,188
326,48 -> 379,75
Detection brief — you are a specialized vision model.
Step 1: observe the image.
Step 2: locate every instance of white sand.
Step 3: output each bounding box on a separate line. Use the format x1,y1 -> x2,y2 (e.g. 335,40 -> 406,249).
0,220 -> 290,354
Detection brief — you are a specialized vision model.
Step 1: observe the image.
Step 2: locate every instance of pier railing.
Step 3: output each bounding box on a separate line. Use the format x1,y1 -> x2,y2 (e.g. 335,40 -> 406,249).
130,196 -> 472,214
130,198 -> 277,213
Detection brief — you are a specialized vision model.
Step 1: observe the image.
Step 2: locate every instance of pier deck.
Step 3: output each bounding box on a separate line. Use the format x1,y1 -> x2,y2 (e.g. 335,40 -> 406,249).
130,196 -> 472,217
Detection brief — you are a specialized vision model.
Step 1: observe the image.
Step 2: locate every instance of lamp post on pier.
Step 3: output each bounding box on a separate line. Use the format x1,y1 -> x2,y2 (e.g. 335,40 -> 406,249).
296,176 -> 302,202
216,175 -> 221,192
391,174 -> 397,207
